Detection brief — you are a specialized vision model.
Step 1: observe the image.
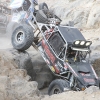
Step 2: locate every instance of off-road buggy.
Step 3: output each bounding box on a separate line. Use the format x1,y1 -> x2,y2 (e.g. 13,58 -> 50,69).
10,0 -> 100,95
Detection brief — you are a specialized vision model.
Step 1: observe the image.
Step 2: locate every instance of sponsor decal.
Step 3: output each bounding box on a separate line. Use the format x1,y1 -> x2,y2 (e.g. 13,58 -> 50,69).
42,40 -> 55,64
84,78 -> 95,83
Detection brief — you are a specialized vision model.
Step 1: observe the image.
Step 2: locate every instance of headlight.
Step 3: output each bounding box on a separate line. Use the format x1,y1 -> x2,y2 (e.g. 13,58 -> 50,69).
75,41 -> 80,45
80,41 -> 85,45
85,42 -> 91,46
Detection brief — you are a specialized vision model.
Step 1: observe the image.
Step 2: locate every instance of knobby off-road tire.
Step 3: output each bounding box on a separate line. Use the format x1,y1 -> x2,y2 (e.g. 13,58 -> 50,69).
36,3 -> 49,23
48,79 -> 70,95
39,2 -> 48,10
12,23 -> 34,51
36,10 -> 48,23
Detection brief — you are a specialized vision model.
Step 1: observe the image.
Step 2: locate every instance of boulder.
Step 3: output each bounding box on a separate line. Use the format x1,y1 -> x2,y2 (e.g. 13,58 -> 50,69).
92,59 -> 100,77
29,49 -> 54,89
0,49 -> 54,90
87,3 -> 100,29
0,76 -> 41,100
84,86 -> 99,94
9,49 -> 36,80
0,50 -> 41,100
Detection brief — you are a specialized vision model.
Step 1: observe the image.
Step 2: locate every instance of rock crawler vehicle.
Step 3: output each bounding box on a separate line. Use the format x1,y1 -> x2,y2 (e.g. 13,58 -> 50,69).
10,0 -> 100,95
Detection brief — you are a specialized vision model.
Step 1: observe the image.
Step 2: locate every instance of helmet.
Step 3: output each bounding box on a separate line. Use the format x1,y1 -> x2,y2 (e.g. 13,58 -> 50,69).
34,0 -> 38,5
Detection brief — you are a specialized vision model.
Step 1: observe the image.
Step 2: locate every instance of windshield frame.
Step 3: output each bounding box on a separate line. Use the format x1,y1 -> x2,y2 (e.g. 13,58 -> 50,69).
66,47 -> 91,63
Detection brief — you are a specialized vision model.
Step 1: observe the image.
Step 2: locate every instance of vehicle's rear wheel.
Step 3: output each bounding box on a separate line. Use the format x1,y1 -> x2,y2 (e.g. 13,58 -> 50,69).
11,23 -> 34,51
48,79 -> 70,95
39,2 -> 48,10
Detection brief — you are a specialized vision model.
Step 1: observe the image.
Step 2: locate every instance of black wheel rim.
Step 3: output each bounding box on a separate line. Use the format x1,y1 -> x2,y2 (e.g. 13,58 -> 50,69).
52,86 -> 62,94
53,88 -> 61,94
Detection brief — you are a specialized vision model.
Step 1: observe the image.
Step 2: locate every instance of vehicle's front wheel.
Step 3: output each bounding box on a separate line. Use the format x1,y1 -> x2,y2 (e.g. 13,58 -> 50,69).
48,79 -> 70,95
11,23 -> 34,51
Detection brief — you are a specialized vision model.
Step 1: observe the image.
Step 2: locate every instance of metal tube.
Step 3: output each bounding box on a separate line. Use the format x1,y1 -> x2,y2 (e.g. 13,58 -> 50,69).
28,20 -> 35,30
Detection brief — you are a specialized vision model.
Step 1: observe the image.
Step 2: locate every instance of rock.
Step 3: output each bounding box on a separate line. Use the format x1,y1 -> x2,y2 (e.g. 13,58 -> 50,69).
84,86 -> 99,94
87,3 -> 100,29
0,50 -> 41,100
9,49 -> 36,80
0,76 -> 41,100
0,76 -> 9,99
92,59 -> 100,77
7,49 -> 34,79
35,72 -> 54,89
29,51 -> 54,89
8,78 -> 40,100
0,48 -> 54,90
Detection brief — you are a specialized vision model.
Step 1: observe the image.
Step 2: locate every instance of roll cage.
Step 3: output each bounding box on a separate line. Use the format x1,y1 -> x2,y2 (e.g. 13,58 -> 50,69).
40,24 -> 91,63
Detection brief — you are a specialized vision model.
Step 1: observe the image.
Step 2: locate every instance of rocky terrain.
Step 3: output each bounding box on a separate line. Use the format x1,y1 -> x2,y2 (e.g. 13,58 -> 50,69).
0,50 -> 41,100
39,0 -> 100,29
0,0 -> 100,100
0,49 -> 100,100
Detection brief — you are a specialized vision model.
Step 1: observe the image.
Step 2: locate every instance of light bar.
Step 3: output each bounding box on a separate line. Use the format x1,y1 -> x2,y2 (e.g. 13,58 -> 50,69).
73,40 -> 92,48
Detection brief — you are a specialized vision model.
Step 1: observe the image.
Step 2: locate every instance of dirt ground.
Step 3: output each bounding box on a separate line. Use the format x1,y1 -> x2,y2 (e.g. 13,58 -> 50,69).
42,86 -> 100,100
